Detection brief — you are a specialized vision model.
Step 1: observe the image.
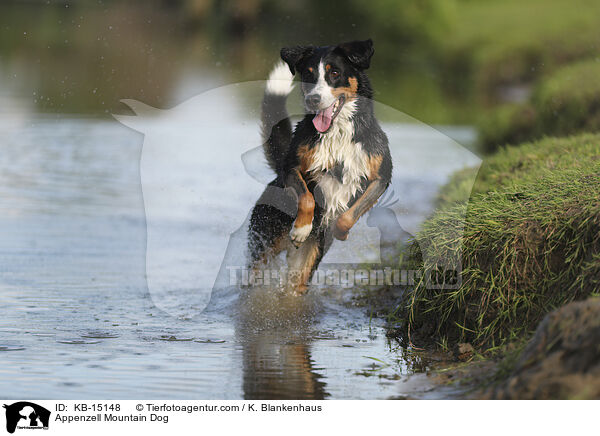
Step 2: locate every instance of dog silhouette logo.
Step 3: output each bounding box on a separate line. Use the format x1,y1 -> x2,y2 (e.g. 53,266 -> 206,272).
3,402 -> 50,434
114,81 -> 481,316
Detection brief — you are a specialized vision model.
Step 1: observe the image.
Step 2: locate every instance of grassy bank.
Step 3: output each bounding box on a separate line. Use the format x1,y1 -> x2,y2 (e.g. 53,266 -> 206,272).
394,133 -> 600,348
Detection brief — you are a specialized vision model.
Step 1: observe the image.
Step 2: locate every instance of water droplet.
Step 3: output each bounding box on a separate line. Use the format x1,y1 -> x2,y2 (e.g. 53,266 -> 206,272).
159,335 -> 194,342
57,339 -> 101,345
81,330 -> 119,339
0,345 -> 25,352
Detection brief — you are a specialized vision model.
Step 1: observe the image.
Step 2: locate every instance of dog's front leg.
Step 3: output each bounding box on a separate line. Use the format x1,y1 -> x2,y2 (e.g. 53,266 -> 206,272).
286,169 -> 315,247
334,178 -> 388,241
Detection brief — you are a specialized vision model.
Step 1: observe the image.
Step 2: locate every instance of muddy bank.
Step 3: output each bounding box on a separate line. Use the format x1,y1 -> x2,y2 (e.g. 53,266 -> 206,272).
479,297 -> 600,399
400,297 -> 600,399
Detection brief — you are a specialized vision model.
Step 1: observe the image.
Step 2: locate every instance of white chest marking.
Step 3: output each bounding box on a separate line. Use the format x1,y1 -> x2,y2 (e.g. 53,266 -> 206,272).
306,101 -> 370,224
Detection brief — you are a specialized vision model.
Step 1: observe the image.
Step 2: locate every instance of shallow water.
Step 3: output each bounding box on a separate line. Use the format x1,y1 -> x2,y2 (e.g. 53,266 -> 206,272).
0,108 -> 477,399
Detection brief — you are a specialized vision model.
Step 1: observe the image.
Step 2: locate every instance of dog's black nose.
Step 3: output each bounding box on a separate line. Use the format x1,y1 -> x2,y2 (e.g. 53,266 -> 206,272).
305,94 -> 321,110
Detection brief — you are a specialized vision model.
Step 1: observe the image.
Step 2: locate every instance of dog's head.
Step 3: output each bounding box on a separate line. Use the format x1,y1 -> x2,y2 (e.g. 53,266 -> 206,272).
280,39 -> 374,133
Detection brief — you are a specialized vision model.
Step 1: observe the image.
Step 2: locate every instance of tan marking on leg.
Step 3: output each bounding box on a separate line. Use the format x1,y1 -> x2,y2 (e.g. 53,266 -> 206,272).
334,178 -> 386,241
290,167 -> 314,228
333,212 -> 352,241
288,167 -> 314,247
367,155 -> 383,181
294,192 -> 315,227
295,242 -> 320,295
332,153 -> 383,241
336,212 -> 353,235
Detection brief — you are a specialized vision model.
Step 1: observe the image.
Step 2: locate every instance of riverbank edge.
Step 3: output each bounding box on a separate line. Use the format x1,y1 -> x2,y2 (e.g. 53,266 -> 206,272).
366,132 -> 600,399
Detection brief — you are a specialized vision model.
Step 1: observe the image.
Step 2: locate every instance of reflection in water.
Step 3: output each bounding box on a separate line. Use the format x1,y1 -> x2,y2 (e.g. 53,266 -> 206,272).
237,288 -> 328,399
241,331 -> 328,400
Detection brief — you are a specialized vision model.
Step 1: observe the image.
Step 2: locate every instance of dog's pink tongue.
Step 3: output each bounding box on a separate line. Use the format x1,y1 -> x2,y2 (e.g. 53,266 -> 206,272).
312,103 -> 334,133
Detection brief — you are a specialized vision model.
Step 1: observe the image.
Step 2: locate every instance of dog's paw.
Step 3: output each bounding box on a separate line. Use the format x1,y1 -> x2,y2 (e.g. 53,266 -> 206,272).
290,223 -> 312,247
334,213 -> 352,241
333,225 -> 349,241
290,285 -> 308,296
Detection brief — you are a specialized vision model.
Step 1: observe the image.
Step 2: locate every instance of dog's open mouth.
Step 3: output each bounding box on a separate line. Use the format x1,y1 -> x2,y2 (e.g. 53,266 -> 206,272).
312,95 -> 345,133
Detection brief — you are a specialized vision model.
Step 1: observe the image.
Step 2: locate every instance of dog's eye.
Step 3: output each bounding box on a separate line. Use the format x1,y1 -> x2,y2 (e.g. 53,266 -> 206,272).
330,69 -> 340,78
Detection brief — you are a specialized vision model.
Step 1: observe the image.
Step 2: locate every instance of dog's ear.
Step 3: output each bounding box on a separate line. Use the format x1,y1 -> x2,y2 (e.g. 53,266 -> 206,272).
280,46 -> 313,75
335,39 -> 374,70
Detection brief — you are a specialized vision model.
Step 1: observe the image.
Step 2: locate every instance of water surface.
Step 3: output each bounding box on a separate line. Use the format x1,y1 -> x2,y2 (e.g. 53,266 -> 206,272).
0,111 -> 476,399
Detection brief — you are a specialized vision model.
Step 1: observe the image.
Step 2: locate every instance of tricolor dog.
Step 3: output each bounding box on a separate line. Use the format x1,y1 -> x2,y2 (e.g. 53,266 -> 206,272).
248,39 -> 392,294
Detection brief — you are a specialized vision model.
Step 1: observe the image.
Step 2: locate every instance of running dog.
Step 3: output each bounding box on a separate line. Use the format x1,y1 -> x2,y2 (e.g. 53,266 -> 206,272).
248,39 -> 392,294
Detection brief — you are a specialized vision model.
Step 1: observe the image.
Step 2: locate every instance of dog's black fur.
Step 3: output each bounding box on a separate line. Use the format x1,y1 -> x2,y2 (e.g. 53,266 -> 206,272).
248,39 -> 392,294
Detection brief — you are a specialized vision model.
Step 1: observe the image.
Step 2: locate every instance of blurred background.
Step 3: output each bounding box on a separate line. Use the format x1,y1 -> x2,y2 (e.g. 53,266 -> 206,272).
1,0 -> 598,130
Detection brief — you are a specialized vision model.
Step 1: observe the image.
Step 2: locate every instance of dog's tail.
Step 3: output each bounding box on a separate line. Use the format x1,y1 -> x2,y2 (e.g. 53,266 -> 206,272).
261,62 -> 294,175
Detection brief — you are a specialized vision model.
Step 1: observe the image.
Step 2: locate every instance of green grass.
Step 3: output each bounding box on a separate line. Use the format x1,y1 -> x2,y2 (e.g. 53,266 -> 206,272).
442,0 -> 600,104
478,59 -> 600,152
396,133 -> 600,348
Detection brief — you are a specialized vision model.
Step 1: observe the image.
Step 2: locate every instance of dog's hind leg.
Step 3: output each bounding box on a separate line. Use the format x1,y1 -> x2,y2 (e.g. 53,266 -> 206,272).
248,181 -> 296,265
286,236 -> 320,295
285,231 -> 331,295
247,203 -> 293,287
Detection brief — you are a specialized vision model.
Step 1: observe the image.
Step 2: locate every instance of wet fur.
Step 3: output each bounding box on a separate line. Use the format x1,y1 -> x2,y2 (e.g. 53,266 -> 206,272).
248,40 -> 392,294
